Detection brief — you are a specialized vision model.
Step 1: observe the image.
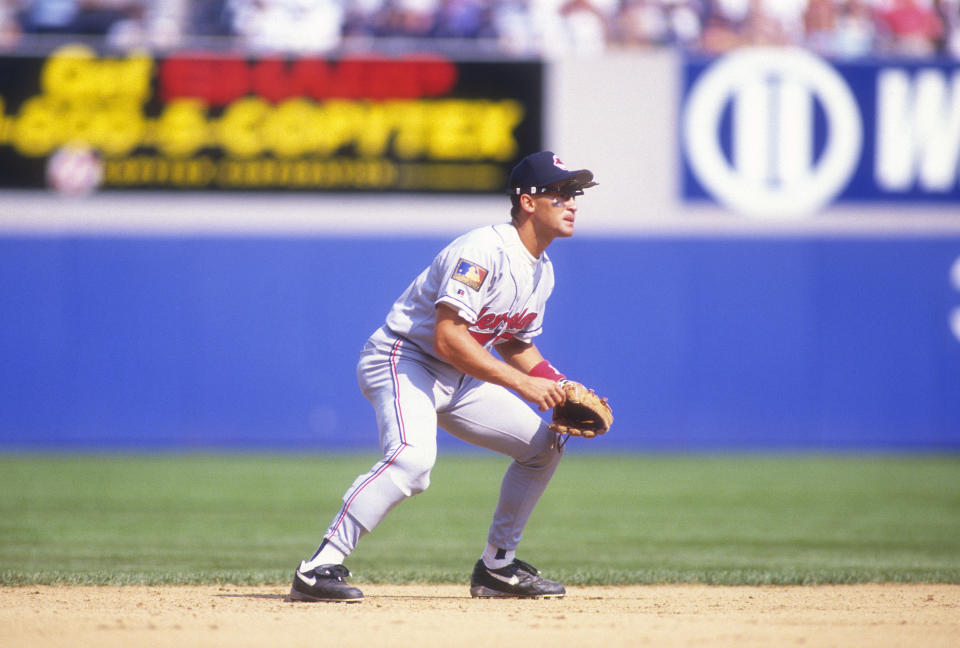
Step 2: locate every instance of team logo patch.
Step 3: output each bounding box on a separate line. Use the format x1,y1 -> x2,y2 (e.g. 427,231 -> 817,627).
552,155 -> 568,170
452,258 -> 488,291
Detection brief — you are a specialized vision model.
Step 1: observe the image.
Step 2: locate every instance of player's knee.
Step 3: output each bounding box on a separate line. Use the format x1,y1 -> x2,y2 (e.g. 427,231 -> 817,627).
515,425 -> 563,471
522,446 -> 563,472
390,444 -> 436,496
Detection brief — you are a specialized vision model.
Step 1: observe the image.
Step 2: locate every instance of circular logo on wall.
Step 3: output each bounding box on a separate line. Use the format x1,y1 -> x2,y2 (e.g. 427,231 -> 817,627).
683,48 -> 862,219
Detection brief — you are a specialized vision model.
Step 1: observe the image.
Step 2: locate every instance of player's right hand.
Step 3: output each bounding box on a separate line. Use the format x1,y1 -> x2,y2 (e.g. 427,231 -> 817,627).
517,376 -> 567,412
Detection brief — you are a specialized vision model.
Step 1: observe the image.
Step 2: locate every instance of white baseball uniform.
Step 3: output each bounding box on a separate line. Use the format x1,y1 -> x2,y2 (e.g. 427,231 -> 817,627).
319,221 -> 563,558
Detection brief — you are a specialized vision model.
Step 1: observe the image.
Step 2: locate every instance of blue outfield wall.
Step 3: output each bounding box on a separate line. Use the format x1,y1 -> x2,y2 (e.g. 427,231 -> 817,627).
1,235 -> 959,451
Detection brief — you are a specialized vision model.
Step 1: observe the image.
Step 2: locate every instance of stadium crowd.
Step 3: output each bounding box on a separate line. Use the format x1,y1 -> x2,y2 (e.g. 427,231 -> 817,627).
0,0 -> 957,58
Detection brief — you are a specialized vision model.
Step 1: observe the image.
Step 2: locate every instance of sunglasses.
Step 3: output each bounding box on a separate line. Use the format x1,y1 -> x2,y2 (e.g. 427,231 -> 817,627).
529,183 -> 584,201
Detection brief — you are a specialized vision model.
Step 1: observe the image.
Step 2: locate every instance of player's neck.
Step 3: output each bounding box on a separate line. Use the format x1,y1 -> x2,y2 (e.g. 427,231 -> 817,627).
512,221 -> 551,259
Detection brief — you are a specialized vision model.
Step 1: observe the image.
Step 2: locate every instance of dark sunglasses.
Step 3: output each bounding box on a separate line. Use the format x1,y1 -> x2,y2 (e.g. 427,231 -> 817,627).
530,183 -> 584,201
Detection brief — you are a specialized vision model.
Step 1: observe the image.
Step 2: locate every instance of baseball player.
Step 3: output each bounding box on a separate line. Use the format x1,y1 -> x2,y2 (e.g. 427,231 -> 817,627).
290,151 -> 598,602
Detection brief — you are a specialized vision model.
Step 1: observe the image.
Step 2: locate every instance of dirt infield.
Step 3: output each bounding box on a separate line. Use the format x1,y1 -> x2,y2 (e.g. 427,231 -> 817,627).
2,584 -> 958,647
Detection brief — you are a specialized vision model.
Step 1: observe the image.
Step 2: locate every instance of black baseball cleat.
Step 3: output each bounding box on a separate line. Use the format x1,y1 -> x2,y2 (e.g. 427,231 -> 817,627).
289,563 -> 364,602
469,558 -> 566,599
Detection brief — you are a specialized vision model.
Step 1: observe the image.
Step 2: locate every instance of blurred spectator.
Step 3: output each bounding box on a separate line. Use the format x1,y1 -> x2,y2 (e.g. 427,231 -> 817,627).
759,0 -> 808,45
13,0 -> 188,50
699,0 -> 749,51
874,0 -> 944,56
701,0 -> 806,53
340,0 -> 382,38
520,0 -> 569,57
226,0 -> 344,52
807,0 -> 877,58
614,0 -> 704,48
614,0 -> 668,46
367,0 -> 437,38
489,0 -> 535,54
487,0 -> 613,57
0,1 -> 24,50
431,0 -> 496,39
19,0 -> 145,36
938,0 -> 960,57
557,0 -> 611,54
701,0 -> 807,52
804,0 -> 839,52
715,0 -> 809,48
187,0 -> 234,36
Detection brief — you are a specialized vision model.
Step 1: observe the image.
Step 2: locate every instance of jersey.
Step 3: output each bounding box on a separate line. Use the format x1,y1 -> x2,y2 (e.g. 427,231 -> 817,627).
382,222 -> 555,368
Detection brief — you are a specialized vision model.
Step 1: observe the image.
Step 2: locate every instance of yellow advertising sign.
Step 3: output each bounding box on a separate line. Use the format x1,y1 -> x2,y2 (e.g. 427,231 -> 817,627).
0,46 -> 542,193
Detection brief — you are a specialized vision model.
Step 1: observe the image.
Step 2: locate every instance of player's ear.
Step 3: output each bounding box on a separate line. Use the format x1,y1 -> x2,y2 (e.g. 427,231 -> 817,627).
519,193 -> 537,213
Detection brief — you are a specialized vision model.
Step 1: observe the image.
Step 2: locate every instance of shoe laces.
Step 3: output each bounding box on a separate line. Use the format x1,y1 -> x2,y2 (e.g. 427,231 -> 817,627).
314,564 -> 352,581
508,559 -> 540,577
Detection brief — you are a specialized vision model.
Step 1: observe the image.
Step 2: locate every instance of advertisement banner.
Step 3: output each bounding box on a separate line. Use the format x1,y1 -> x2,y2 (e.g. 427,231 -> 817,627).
0,46 -> 543,193
680,49 -> 960,218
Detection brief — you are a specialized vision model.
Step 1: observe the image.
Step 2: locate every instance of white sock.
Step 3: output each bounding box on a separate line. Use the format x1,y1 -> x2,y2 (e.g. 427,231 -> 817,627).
301,539 -> 347,571
481,544 -> 515,570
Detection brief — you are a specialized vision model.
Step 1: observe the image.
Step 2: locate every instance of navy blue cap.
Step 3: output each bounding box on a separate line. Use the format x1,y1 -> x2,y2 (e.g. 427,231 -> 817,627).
508,151 -> 597,195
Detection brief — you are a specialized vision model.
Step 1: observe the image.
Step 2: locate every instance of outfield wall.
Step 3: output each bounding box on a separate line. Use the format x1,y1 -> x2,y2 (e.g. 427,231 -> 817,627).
1,49 -> 959,450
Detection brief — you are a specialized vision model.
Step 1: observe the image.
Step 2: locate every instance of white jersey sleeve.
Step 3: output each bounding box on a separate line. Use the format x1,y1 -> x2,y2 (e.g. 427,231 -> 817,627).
433,235 -> 501,325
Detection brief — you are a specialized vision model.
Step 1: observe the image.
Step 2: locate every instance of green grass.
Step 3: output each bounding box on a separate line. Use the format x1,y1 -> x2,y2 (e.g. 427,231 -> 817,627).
1,453 -> 958,586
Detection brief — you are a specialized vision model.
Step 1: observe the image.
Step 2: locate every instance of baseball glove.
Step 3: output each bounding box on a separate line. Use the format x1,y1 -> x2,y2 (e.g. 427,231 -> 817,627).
548,381 -> 613,439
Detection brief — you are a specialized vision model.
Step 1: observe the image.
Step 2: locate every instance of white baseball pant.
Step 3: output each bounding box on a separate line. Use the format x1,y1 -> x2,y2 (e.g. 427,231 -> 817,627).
321,329 -> 563,556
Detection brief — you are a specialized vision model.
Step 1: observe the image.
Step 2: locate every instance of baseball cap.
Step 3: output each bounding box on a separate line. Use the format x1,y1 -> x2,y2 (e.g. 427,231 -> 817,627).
508,151 -> 597,196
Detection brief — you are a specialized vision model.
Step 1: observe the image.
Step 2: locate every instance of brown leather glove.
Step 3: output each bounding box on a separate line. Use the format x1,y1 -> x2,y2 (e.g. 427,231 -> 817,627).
548,381 -> 613,439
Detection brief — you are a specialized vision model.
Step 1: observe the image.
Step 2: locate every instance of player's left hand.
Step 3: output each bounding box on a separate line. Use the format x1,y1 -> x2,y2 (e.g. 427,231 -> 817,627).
548,381 -> 613,438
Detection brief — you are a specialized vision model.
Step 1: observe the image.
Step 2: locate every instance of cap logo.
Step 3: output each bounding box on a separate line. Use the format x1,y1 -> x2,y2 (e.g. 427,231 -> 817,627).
552,155 -> 569,170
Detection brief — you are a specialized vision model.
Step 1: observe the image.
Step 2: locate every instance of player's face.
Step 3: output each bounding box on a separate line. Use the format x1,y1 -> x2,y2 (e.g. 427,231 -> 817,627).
532,183 -> 579,237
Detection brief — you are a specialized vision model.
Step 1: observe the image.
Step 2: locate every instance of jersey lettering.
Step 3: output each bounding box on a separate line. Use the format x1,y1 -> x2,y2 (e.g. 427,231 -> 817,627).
473,307 -> 538,336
